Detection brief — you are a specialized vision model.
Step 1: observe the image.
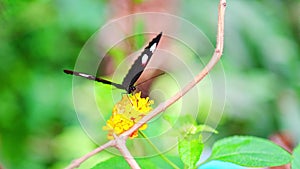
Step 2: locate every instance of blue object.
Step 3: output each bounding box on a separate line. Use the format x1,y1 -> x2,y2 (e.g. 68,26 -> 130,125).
199,160 -> 245,169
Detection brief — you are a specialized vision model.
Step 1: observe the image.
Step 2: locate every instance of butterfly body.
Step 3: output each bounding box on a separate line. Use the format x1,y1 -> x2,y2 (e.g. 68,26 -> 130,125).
64,32 -> 162,94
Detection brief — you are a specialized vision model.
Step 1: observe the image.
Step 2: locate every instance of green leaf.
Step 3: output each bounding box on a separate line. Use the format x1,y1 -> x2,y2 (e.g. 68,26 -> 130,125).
92,156 -> 130,169
207,136 -> 292,167
179,138 -> 204,169
194,125 -> 218,134
292,143 -> 300,169
92,156 -> 157,169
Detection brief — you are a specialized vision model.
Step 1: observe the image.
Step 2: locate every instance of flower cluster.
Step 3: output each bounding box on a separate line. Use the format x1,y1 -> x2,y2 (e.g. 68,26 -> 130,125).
103,92 -> 154,140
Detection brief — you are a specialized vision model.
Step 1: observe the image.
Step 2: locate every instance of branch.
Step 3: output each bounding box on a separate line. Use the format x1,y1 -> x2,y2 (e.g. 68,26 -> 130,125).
115,138 -> 141,169
66,0 -> 226,168
65,140 -> 115,169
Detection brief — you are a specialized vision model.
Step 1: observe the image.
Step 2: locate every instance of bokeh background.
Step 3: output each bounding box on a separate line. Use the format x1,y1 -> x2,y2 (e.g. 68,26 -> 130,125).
0,0 -> 299,168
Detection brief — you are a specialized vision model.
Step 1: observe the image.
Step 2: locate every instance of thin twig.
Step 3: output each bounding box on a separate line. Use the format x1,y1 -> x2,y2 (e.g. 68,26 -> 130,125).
65,140 -> 115,169
66,0 -> 226,168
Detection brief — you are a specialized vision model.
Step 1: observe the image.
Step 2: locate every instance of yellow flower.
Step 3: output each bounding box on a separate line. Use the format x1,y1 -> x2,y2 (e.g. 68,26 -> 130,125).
103,92 -> 154,140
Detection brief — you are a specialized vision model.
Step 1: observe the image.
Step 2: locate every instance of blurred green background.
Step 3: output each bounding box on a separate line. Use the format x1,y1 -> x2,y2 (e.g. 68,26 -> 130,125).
0,0 -> 299,168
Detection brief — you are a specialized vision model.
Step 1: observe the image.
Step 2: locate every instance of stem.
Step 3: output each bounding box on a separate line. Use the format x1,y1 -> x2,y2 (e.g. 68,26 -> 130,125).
139,131 -> 180,169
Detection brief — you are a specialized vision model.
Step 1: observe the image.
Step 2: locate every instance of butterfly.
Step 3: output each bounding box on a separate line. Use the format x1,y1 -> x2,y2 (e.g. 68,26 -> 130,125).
64,32 -> 162,94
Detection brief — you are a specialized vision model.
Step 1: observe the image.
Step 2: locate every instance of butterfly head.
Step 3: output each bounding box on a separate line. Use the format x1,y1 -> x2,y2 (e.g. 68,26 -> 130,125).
128,86 -> 136,94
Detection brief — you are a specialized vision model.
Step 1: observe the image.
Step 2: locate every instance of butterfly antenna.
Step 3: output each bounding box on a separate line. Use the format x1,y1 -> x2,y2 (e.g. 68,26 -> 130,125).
63,69 -> 125,90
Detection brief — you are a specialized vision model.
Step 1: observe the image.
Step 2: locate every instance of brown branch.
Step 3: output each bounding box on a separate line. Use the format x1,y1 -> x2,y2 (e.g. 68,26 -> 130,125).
65,140 -> 115,169
115,138 -> 141,169
66,0 -> 226,168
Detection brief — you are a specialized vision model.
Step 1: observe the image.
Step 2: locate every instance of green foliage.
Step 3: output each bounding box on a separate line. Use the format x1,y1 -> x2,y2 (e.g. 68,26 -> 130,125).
133,20 -> 146,50
90,136 -> 299,169
133,0 -> 145,4
173,115 -> 216,169
292,143 -> 300,169
179,139 -> 203,169
164,113 -> 196,127
193,125 -> 218,135
164,114 -> 218,136
0,0 -> 107,168
92,156 -> 183,169
92,156 -> 132,169
107,48 -> 127,66
206,136 -> 292,167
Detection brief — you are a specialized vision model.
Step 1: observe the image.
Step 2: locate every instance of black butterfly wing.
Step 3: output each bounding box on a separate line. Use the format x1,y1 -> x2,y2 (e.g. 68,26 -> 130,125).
63,69 -> 124,90
121,32 -> 162,93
